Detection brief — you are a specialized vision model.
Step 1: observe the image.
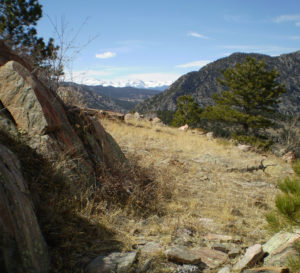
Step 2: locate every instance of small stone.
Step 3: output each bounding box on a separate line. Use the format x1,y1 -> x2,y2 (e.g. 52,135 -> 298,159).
152,117 -> 161,124
211,243 -> 230,253
230,208 -> 244,217
228,247 -> 241,258
217,266 -> 231,273
193,247 -> 228,269
237,144 -> 252,152
165,245 -> 202,264
243,266 -> 290,273
178,124 -> 189,131
176,264 -> 201,273
86,252 -> 137,273
233,244 -> 264,271
206,132 -> 214,140
204,233 -> 233,242
140,242 -> 162,255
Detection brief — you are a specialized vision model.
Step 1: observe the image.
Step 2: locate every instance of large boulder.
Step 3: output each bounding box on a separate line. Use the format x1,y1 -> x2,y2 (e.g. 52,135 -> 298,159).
0,60 -> 127,186
0,144 -> 50,273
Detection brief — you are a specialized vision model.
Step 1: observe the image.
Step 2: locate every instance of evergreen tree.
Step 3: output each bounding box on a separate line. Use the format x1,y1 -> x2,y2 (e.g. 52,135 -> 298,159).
0,0 -> 59,68
171,95 -> 202,128
202,57 -> 286,135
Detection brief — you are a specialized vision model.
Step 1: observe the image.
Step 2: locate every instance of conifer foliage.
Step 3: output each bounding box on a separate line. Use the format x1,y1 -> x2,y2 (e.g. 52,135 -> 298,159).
171,95 -> 202,128
203,57 -> 286,135
267,160 -> 300,231
0,0 -> 58,67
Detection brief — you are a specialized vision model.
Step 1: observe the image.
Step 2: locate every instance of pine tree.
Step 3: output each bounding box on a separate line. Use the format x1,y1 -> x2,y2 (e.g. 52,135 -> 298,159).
0,0 -> 58,68
171,95 -> 202,128
202,57 -> 286,135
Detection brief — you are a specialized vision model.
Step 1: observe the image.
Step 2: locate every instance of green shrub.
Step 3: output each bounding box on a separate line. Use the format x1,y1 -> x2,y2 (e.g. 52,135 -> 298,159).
232,134 -> 273,150
266,162 -> 300,271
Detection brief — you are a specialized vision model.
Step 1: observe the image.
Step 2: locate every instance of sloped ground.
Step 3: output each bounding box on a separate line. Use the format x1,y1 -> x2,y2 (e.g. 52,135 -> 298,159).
99,118 -> 293,271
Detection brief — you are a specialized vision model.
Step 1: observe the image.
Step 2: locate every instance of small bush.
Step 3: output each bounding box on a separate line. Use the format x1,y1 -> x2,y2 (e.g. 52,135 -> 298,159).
232,134 -> 273,150
266,161 -> 300,271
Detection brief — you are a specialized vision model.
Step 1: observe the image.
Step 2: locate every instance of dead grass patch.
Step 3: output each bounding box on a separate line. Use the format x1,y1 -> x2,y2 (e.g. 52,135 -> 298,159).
100,118 -> 293,248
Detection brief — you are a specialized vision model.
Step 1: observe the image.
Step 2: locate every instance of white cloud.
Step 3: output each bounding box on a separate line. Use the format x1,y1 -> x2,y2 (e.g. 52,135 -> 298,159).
296,22 -> 300,27
187,31 -> 209,39
95,51 -> 116,59
290,36 -> 300,40
274,14 -> 300,23
176,60 -> 211,68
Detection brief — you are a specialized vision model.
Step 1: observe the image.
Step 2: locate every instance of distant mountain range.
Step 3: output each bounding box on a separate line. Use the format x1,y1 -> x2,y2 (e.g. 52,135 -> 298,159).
58,83 -> 162,113
135,51 -> 300,115
71,79 -> 170,91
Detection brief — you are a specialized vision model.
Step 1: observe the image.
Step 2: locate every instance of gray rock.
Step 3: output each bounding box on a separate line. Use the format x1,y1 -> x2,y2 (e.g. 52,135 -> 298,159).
176,264 -> 201,273
211,243 -> 231,253
165,246 -> 202,264
217,266 -> 231,273
263,231 -> 300,266
233,244 -> 265,271
228,247 -> 241,258
140,242 -> 163,255
86,252 -> 137,273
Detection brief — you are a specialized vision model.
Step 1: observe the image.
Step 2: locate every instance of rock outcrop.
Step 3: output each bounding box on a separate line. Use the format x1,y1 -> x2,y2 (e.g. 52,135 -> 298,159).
0,144 -> 50,273
0,59 -> 126,186
0,41 -> 128,272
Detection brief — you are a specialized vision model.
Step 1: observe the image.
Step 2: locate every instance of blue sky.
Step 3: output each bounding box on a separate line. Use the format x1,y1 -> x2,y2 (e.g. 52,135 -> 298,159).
37,0 -> 300,86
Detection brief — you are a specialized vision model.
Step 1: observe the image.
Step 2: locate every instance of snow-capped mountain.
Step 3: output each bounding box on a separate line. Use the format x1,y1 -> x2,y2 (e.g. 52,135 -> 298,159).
70,78 -> 170,91
100,80 -> 171,91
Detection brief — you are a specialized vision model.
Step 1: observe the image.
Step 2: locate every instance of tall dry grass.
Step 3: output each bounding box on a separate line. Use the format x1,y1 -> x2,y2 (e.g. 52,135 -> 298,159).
100,118 -> 293,248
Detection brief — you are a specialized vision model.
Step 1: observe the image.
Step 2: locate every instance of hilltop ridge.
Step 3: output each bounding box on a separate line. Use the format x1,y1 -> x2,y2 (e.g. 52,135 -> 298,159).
135,51 -> 300,115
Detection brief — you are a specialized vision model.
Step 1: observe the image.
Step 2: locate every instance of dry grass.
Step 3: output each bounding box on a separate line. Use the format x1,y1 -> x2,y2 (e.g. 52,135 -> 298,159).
99,118 -> 294,251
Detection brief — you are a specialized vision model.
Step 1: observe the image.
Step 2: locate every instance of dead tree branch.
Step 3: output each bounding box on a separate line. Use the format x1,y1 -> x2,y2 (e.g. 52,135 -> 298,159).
227,159 -> 276,173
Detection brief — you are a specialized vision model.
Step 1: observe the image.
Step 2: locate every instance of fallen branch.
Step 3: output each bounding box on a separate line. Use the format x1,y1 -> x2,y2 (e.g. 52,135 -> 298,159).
227,159 -> 276,173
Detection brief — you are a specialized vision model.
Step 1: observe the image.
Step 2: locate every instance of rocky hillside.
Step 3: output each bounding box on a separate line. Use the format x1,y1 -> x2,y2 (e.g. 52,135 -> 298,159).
58,82 -> 161,113
135,51 -> 300,114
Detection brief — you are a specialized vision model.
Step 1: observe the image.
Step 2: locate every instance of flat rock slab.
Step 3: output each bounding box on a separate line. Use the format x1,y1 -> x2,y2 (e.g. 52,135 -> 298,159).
204,233 -> 233,242
263,231 -> 300,266
86,252 -> 137,273
217,267 -> 231,273
140,242 -> 163,255
193,247 -> 228,269
165,246 -> 202,264
233,244 -> 265,271
243,266 -> 290,273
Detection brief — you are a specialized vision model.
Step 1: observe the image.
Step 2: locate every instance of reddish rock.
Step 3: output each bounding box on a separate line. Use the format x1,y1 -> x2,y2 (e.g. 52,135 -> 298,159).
165,246 -> 202,264
0,144 -> 50,273
0,60 -> 126,186
193,247 -> 228,269
282,151 -> 296,163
